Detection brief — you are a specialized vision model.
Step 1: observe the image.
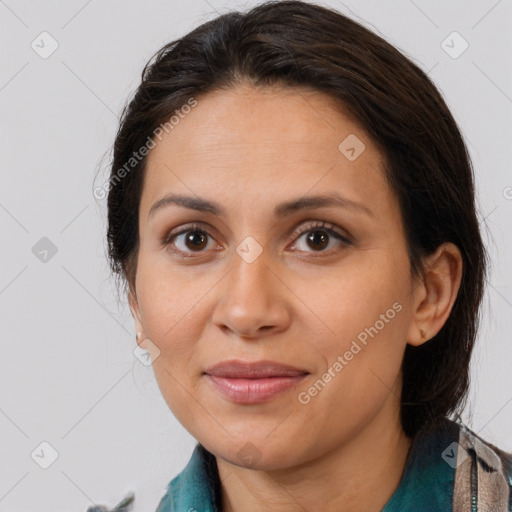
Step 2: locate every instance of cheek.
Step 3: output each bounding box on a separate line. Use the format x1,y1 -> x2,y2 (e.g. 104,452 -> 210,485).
137,270 -> 207,428
302,262 -> 409,398
135,254 -> 208,369
308,262 -> 408,348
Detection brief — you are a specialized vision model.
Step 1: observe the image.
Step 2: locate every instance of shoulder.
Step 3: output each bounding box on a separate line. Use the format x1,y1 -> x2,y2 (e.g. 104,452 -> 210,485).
461,423 -> 512,479
454,420 -> 512,510
480,436 -> 512,486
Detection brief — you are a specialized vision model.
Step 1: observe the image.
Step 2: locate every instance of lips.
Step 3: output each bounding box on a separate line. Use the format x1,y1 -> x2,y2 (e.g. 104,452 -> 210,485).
203,359 -> 309,404
204,359 -> 309,378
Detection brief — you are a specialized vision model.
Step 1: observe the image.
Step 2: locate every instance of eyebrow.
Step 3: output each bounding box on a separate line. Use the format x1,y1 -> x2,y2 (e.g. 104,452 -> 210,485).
148,192 -> 375,220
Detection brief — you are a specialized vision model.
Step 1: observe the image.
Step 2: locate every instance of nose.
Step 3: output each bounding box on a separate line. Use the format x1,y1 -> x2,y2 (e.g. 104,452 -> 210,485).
211,246 -> 291,340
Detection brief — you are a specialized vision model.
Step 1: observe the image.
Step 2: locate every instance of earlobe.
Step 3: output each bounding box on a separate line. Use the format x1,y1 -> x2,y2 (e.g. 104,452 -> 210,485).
128,291 -> 146,346
406,242 -> 463,347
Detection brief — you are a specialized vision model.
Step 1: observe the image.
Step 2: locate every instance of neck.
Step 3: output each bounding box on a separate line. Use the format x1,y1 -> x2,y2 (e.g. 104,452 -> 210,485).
216,385 -> 412,512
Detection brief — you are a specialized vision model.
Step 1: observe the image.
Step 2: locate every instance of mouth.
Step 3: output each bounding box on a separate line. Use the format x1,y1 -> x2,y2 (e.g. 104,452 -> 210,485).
203,359 -> 309,404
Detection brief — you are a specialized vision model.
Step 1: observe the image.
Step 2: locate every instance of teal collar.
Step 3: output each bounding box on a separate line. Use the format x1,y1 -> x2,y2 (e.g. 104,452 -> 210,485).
155,443 -> 220,511
156,418 -> 460,511
382,417 -> 458,511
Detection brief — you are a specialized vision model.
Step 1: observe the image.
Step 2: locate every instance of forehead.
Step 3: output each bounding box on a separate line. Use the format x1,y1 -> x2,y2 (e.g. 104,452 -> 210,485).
140,84 -> 391,219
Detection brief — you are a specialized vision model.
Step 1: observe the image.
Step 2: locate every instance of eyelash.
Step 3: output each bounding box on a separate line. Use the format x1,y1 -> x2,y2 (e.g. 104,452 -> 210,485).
160,221 -> 353,259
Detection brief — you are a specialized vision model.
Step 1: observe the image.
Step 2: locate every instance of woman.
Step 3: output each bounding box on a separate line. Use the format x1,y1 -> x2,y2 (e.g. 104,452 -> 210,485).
94,1 -> 512,510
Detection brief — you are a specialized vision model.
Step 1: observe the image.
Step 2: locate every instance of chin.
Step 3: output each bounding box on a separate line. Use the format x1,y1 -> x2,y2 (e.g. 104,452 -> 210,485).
204,435 -> 303,471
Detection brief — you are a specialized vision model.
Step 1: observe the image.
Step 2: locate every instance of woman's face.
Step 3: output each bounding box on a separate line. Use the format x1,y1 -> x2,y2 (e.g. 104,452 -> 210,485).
129,83 -> 421,469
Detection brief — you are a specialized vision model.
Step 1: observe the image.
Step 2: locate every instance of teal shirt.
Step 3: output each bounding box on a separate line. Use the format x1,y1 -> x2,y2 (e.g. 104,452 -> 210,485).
154,418 -> 511,511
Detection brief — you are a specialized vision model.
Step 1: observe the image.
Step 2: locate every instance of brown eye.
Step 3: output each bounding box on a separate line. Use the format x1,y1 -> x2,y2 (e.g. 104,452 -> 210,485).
161,222 -> 218,258
290,221 -> 352,256
183,230 -> 209,251
305,230 -> 330,251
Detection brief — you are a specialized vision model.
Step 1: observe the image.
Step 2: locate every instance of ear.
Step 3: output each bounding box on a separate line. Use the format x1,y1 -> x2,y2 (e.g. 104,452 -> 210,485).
128,289 -> 146,349
406,242 -> 463,347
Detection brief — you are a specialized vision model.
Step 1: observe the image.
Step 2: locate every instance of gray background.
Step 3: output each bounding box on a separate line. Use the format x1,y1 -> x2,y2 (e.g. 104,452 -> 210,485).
1,0 -> 511,511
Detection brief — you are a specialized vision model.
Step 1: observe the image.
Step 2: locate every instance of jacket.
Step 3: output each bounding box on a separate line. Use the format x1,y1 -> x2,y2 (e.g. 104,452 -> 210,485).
88,417 -> 512,511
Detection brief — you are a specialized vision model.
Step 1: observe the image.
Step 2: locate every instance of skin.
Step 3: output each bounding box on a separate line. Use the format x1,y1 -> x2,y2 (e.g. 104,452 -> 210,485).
128,82 -> 463,511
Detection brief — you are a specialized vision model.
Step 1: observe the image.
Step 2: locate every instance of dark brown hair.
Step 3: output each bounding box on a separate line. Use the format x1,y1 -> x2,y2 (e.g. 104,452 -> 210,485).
100,0 -> 487,438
